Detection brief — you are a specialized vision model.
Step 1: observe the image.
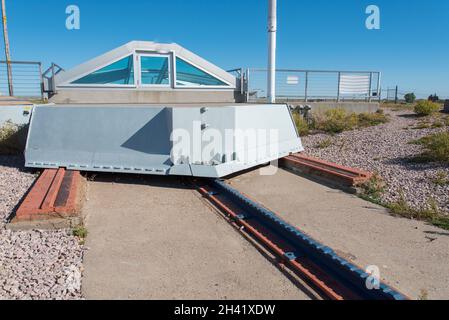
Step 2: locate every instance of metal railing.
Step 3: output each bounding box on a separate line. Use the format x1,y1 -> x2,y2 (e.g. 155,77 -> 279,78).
0,60 -> 44,99
42,63 -> 64,96
227,68 -> 245,95
245,68 -> 381,103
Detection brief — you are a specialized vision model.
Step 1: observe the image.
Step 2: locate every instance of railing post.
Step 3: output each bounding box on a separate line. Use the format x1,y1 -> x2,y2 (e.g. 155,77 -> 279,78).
337,72 -> 341,102
305,71 -> 309,102
368,72 -> 373,102
51,63 -> 56,93
395,85 -> 398,104
240,68 -> 244,96
377,72 -> 382,102
39,62 -> 44,101
245,68 -> 250,103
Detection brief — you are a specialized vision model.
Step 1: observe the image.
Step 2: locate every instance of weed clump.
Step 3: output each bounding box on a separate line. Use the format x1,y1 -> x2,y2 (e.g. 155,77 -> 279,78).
292,113 -> 310,136
316,109 -> 358,134
414,100 -> 441,116
316,138 -> 333,149
411,132 -> 449,164
314,109 -> 388,134
357,110 -> 389,128
72,226 -> 88,239
432,171 -> 449,186
358,174 -> 386,205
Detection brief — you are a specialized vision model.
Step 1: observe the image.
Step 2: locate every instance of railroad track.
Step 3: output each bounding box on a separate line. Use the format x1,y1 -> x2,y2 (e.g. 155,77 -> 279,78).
197,179 -> 408,301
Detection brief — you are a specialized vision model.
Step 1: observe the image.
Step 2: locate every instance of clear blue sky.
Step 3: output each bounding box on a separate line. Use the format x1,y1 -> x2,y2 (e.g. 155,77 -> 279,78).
3,0 -> 449,98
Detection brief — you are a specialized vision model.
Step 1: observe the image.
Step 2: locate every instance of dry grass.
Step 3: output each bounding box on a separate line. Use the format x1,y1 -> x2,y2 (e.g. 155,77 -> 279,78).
414,101 -> 441,116
292,113 -> 310,137
0,120 -> 28,155
411,132 -> 449,164
315,138 -> 333,149
312,109 -> 389,134
386,194 -> 449,230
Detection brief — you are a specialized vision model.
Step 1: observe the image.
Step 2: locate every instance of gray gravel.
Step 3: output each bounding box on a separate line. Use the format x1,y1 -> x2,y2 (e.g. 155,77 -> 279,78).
0,156 -> 84,300
302,109 -> 449,214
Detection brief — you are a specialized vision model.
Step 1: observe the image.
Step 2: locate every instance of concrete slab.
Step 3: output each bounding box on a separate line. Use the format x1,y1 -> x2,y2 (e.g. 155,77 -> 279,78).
228,168 -> 449,300
82,175 -> 309,300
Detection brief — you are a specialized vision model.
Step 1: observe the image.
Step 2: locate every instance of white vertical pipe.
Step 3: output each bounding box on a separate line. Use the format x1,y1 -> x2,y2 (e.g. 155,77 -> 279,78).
267,0 -> 277,104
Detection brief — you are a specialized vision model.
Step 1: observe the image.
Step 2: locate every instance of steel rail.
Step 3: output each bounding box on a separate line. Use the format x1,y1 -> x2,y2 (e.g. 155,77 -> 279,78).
198,185 -> 345,300
197,179 -> 409,301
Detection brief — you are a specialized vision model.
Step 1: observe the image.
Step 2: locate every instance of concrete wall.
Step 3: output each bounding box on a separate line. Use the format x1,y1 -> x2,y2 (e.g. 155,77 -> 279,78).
307,102 -> 380,114
0,106 -> 33,126
51,89 -> 244,104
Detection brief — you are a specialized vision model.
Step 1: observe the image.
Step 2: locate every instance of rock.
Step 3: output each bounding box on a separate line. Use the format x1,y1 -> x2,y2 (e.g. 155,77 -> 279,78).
0,156 -> 84,300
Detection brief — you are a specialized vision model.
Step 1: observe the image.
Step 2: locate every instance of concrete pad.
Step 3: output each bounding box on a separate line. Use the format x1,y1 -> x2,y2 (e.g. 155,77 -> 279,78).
228,168 -> 449,300
82,175 -> 309,300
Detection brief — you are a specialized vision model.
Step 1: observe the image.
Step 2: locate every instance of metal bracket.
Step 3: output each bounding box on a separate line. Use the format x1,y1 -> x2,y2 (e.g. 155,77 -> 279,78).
284,252 -> 298,261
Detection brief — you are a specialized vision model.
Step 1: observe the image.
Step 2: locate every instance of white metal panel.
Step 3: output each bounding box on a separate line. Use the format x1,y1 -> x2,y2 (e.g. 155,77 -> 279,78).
339,74 -> 371,95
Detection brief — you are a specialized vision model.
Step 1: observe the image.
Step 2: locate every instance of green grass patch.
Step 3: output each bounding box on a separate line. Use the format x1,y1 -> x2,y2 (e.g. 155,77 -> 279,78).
72,226 -> 88,239
358,180 -> 449,231
358,174 -> 386,205
411,132 -> 449,164
315,138 -> 333,149
432,171 -> 449,186
386,195 -> 449,230
431,216 -> 449,230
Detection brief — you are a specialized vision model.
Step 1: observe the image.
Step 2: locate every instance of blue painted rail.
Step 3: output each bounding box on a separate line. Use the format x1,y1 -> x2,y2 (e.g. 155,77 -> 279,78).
208,179 -> 408,300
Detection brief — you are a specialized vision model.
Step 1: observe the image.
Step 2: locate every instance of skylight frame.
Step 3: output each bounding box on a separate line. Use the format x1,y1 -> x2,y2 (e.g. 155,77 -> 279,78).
62,52 -> 138,88
173,55 -> 234,89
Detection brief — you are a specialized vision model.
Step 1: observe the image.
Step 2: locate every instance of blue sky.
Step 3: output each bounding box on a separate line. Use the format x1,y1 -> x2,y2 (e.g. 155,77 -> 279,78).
3,0 -> 449,98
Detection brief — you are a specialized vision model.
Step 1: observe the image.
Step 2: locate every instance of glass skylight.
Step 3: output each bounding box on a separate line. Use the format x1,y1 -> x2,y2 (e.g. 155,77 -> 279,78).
176,58 -> 228,87
72,55 -> 134,85
140,56 -> 170,85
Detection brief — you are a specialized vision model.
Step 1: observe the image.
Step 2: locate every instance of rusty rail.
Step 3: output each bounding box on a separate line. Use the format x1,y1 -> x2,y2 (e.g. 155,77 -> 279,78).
197,179 -> 407,300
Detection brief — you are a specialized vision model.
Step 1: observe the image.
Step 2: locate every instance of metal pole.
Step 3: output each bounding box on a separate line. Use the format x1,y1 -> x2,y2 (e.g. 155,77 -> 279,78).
39,62 -> 44,101
1,0 -> 13,96
337,72 -> 341,102
395,85 -> 398,104
377,72 -> 382,102
368,72 -> 373,102
304,71 -> 309,102
246,68 -> 250,103
267,0 -> 277,104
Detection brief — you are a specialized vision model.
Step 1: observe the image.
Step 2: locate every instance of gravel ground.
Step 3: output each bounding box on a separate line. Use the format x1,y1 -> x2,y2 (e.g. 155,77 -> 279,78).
0,156 -> 84,300
302,109 -> 449,214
